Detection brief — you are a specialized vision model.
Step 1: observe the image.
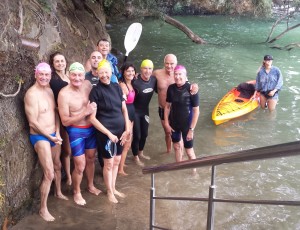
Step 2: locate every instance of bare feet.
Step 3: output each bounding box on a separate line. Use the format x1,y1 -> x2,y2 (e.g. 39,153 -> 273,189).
88,186 -> 102,196
66,178 -> 72,186
107,192 -> 118,203
134,158 -> 144,167
139,153 -> 151,160
74,192 -> 86,206
118,170 -> 128,176
114,190 -> 126,198
55,193 -> 69,200
39,209 -> 55,222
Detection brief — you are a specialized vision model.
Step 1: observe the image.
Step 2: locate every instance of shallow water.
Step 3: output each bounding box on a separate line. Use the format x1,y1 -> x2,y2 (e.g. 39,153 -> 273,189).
12,15 -> 300,229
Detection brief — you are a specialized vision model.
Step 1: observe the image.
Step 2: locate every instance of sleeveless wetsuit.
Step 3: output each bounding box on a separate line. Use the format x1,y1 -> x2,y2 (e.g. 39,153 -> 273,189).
166,82 -> 199,148
131,74 -> 157,156
66,124 -> 97,157
49,72 -> 68,104
89,82 -> 125,159
125,82 -> 135,122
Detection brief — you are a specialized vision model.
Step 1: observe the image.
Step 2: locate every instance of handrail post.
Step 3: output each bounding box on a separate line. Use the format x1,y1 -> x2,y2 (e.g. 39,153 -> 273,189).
207,165 -> 216,230
150,173 -> 155,230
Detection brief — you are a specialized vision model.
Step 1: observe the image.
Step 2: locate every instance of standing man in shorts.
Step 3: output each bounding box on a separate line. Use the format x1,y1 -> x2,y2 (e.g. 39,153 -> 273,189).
58,62 -> 101,206
24,62 -> 67,222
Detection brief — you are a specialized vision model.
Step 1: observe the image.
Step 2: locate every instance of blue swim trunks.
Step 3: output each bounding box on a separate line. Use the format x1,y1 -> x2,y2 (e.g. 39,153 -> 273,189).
29,132 -> 56,147
66,125 -> 97,157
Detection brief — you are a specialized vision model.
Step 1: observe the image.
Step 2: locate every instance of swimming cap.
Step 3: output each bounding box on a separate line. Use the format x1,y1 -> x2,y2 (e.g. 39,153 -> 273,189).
141,59 -> 154,69
35,62 -> 51,74
174,65 -> 187,74
97,59 -> 111,71
69,62 -> 85,72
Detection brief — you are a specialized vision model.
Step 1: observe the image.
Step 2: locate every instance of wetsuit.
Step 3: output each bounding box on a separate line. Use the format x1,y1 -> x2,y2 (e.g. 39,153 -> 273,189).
49,72 -> 68,104
131,74 -> 157,156
89,82 -> 125,160
66,125 -> 97,157
30,132 -> 56,147
85,71 -> 99,87
166,82 -> 199,148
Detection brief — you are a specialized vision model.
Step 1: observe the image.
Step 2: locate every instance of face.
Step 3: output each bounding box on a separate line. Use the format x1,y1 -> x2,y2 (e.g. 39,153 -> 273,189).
52,54 -> 66,72
35,70 -> 51,86
174,69 -> 187,87
140,66 -> 153,80
90,51 -> 102,70
123,67 -> 135,81
98,67 -> 112,85
69,71 -> 85,87
164,55 -> 177,74
264,59 -> 273,69
97,41 -> 111,57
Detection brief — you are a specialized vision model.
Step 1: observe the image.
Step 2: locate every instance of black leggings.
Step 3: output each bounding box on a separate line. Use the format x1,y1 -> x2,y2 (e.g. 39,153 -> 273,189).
131,113 -> 149,156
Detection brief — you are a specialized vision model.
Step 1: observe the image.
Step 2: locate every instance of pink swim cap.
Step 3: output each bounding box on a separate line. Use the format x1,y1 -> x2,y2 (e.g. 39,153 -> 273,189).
174,65 -> 187,74
35,62 -> 51,74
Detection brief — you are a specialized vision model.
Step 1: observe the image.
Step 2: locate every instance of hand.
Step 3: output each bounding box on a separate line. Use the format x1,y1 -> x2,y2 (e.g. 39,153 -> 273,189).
190,83 -> 199,95
108,133 -> 118,143
186,129 -> 194,141
50,135 -> 63,145
86,101 -> 97,115
120,130 -> 131,146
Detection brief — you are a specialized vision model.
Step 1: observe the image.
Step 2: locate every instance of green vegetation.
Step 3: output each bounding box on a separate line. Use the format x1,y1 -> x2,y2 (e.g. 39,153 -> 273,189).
37,0 -> 52,13
252,0 -> 272,17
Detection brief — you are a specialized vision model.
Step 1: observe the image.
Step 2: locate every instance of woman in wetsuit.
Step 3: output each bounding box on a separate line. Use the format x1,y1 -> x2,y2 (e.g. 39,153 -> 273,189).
131,59 -> 157,166
49,51 -> 72,185
89,59 -> 131,203
118,63 -> 136,175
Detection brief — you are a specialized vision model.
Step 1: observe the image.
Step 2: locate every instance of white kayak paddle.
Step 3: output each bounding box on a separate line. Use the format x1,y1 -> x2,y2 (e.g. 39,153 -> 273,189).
124,22 -> 142,61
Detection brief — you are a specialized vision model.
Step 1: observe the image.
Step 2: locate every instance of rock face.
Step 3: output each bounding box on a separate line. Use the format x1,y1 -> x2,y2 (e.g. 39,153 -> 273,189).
0,0 -> 108,227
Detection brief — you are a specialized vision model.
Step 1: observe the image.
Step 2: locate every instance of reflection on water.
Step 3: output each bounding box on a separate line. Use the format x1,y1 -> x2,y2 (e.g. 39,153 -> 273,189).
13,16 -> 300,229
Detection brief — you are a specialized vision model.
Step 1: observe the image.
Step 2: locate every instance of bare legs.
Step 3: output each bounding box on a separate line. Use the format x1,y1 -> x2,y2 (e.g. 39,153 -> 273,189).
118,122 -> 133,175
173,142 -> 196,174
85,149 -> 101,195
61,128 -> 72,185
103,156 -> 125,203
72,155 -> 86,205
259,95 -> 278,112
161,120 -> 172,153
35,141 -> 66,221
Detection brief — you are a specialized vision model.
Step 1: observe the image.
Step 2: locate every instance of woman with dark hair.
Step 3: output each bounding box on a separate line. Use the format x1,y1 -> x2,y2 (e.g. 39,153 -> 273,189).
118,62 -> 136,175
49,51 -> 72,185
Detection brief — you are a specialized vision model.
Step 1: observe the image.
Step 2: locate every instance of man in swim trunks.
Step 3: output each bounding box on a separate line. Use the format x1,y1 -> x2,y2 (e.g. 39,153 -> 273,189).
153,54 -> 198,153
164,65 -> 199,174
58,62 -> 101,206
24,62 -> 67,222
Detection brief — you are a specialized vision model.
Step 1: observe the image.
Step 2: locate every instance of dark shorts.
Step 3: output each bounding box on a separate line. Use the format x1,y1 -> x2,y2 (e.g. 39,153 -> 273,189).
261,91 -> 279,100
66,125 -> 97,157
158,107 -> 164,121
171,129 -> 193,149
29,132 -> 56,147
96,131 -> 123,159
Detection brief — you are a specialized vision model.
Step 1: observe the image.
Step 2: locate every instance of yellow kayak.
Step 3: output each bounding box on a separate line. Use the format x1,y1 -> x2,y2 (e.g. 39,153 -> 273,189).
212,82 -> 260,125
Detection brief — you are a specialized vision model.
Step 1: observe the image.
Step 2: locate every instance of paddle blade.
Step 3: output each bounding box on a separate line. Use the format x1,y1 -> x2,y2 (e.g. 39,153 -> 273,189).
124,23 -> 142,57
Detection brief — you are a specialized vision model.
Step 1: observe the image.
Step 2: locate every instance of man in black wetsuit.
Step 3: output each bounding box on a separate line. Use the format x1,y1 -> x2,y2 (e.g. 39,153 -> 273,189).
131,59 -> 157,166
164,65 -> 199,174
85,51 -> 103,87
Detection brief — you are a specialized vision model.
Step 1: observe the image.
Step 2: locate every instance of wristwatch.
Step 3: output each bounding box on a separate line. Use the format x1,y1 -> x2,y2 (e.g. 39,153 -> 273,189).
189,127 -> 194,131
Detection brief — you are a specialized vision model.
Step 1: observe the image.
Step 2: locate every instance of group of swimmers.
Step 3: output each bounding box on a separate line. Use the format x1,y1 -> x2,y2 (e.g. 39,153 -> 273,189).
24,38 -> 201,222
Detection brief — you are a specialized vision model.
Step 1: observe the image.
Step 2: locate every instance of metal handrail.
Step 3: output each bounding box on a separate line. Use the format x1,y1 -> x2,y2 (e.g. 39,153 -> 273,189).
142,141 -> 300,230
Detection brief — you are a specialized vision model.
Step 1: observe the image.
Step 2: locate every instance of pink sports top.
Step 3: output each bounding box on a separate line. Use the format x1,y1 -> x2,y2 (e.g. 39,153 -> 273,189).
126,90 -> 135,104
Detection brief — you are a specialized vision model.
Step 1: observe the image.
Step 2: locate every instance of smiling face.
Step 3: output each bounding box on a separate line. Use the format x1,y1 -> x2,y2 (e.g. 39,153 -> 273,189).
35,70 -> 51,87
90,51 -> 102,70
174,69 -> 187,87
164,54 -> 177,74
52,54 -> 67,72
98,66 -> 112,85
140,66 -> 153,81
69,70 -> 85,88
123,66 -> 135,81
97,40 -> 111,58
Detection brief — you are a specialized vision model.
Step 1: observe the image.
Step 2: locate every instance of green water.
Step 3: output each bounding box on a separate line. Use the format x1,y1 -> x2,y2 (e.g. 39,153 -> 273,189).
108,16 -> 300,229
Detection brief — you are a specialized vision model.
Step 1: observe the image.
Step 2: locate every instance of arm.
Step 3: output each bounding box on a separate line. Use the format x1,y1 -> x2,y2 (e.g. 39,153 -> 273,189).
119,101 -> 131,145
164,102 -> 173,134
24,91 -> 61,144
190,83 -> 199,95
187,106 -> 199,141
57,91 -> 96,127
270,68 -> 283,96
